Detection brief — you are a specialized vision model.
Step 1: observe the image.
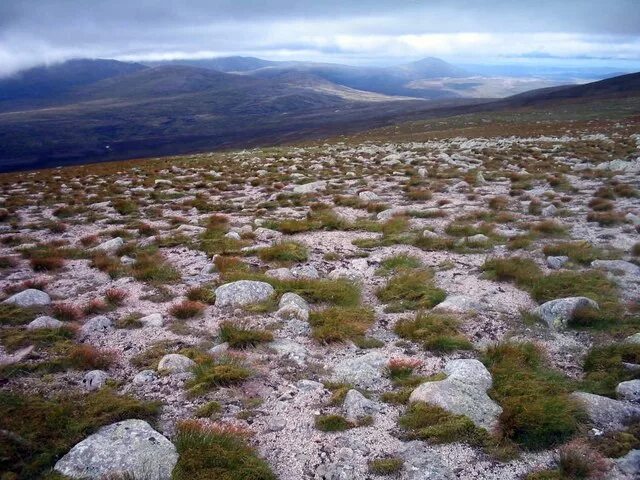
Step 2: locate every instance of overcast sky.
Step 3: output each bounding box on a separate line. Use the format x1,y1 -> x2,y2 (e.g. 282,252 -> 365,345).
1,0 -> 639,76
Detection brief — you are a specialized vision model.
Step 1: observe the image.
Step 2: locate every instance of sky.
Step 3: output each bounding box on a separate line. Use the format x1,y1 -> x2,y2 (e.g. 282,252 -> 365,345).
1,0 -> 640,77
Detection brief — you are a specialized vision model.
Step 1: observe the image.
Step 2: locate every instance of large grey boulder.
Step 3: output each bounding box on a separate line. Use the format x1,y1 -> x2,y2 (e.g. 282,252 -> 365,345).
27,316 -> 63,330
54,419 -> 178,479
90,237 -> 124,254
571,391 -> 640,431
533,297 -> 599,329
343,389 -> 380,422
277,292 -> 309,321
409,359 -> 502,431
3,288 -> 51,307
157,353 -> 195,373
214,280 -> 275,308
331,351 -> 387,390
616,380 -> 640,403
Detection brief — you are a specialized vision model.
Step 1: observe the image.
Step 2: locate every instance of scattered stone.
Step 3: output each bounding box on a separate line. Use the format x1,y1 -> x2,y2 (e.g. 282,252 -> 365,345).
277,292 -> 309,321
157,354 -> 195,373
571,391 -> 640,431
265,417 -> 287,432
399,441 -> 455,480
409,359 -> 502,430
214,280 -> 275,308
82,370 -> 108,391
456,233 -> 489,247
3,288 -> 51,307
547,255 -> 569,269
358,191 -> 380,202
269,339 -> 308,366
254,227 -> 283,242
542,204 -> 557,217
293,180 -> 327,194
133,370 -> 157,384
139,313 -> 164,327
343,389 -> 379,422
54,419 -> 178,480
90,237 -> 124,254
616,380 -> 640,403
433,295 -> 484,314
331,351 -> 387,389
533,297 -> 599,329
209,342 -> 229,356
27,315 -> 63,330
79,316 -> 113,338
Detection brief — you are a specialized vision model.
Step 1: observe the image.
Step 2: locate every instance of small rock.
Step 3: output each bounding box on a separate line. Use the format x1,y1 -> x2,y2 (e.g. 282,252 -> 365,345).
616,380 -> 640,403
82,370 -> 108,391
90,237 -> 124,254
615,449 -> 640,478
224,231 -> 241,241
265,417 -> 287,432
625,333 -> 640,345
433,295 -> 483,314
54,419 -> 178,479
533,297 -> 599,329
293,180 -> 327,194
409,359 -> 502,431
214,280 -> 275,308
27,316 -> 63,330
269,339 -> 308,366
547,255 -> 569,269
139,313 -> 163,327
133,370 -> 157,384
254,227 -> 282,242
208,342 -> 229,356
291,265 -> 320,279
358,191 -> 380,202
343,389 -> 379,422
79,316 -> 113,338
157,354 -> 195,373
331,352 -> 387,389
3,288 -> 51,307
571,391 -> 640,431
277,292 -> 309,321
542,204 -> 557,217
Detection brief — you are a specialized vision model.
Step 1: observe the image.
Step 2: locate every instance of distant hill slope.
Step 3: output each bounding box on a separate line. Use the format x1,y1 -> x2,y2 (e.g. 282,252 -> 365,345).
501,71 -> 640,106
0,59 -> 146,105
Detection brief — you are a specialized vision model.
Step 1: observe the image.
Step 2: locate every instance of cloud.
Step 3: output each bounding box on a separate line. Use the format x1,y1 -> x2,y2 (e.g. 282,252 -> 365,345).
0,0 -> 639,76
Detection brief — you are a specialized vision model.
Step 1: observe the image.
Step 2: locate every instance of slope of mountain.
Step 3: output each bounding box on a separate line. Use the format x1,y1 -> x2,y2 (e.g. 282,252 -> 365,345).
0,59 -> 146,106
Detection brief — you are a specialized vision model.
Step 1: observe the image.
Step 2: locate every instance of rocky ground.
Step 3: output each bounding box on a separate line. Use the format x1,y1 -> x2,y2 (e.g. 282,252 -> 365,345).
1,119 -> 640,479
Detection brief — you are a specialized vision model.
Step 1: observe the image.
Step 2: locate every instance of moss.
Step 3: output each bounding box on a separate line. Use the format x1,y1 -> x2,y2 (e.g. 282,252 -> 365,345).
186,356 -> 252,396
482,257 -> 542,288
0,304 -> 39,326
219,322 -> 273,348
258,241 -> 308,262
0,389 -> 160,479
186,286 -> 216,304
368,457 -> 404,475
542,241 -> 616,265
315,414 -> 354,432
195,401 -> 222,418
483,342 -> 583,450
0,326 -> 75,352
131,253 -> 180,283
581,343 -> 640,397
172,421 -> 276,480
394,313 -> 471,352
376,254 -> 422,276
309,306 -> 374,343
398,402 -> 489,445
222,272 -> 361,307
377,269 -> 446,312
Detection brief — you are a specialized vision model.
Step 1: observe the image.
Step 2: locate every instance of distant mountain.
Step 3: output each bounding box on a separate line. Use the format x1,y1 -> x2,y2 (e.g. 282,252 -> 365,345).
154,56 -> 471,99
0,59 -> 146,105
